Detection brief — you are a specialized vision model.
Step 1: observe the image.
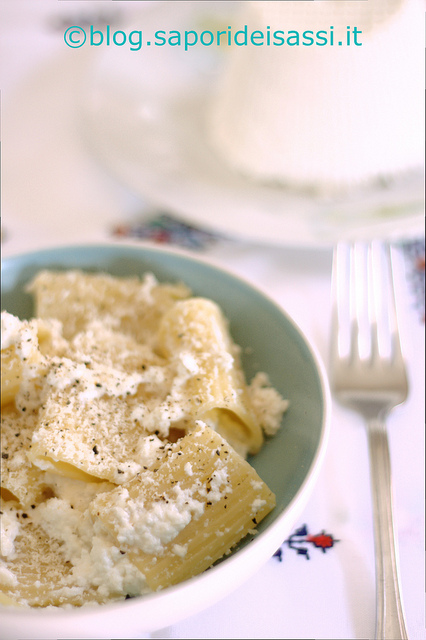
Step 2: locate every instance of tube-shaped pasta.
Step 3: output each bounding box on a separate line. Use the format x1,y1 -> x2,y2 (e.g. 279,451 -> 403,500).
0,272 -> 287,608
156,298 -> 263,455
1,348 -> 22,407
1,313 -> 48,408
27,270 -> 191,343
91,423 -> 275,591
27,390 -> 146,485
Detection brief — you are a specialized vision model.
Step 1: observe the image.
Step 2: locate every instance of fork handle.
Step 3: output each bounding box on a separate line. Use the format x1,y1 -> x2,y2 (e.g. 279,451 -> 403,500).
368,418 -> 408,640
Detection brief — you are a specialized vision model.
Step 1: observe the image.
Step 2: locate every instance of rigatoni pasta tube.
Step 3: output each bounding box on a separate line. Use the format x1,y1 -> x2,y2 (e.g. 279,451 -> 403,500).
1,347 -> 23,407
28,270 -> 191,343
1,315 -> 48,407
28,390 -> 145,485
156,298 -> 263,455
91,423 -> 275,591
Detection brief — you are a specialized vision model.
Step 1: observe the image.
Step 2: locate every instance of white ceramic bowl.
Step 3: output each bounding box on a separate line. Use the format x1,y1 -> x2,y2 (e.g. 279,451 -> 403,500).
1,244 -> 330,639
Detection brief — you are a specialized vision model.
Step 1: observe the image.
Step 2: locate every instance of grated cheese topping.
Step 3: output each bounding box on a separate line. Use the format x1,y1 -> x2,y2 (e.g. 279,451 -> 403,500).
1,270 -> 289,607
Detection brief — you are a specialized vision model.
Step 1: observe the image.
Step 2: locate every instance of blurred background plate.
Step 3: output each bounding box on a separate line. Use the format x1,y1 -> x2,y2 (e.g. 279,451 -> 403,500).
80,1 -> 424,248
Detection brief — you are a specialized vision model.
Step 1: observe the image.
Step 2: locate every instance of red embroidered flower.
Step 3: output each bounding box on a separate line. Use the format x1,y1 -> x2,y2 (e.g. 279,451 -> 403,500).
275,524 -> 339,560
306,532 -> 335,551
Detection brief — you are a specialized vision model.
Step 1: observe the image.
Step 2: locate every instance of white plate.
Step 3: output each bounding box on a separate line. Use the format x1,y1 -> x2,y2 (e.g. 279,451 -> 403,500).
81,1 -> 424,248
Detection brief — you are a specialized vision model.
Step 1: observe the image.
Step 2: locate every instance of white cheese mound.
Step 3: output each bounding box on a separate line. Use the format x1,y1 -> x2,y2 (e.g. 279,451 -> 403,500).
248,372 -> 289,436
0,507 -> 21,559
209,0 -> 423,193
31,497 -> 148,599
0,561 -> 18,588
103,485 -> 205,555
136,434 -> 169,469
1,312 -> 38,358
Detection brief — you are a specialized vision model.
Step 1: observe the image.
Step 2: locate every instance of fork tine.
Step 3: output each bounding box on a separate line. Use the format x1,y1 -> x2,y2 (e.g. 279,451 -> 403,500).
331,242 -> 351,362
351,242 -> 371,362
367,242 -> 379,362
384,244 -> 405,365
370,241 -> 405,364
333,241 -> 403,365
331,241 -> 373,364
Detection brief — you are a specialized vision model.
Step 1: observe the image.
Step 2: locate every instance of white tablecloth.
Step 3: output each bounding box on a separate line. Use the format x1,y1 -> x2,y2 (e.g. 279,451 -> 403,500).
1,2 -> 424,638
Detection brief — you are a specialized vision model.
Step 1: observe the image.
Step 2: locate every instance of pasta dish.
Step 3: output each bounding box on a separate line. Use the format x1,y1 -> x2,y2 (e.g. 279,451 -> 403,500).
0,270 -> 288,607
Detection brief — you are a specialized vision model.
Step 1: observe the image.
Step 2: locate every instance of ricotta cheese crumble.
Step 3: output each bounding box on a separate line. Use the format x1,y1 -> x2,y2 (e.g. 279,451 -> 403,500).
1,270 -> 288,607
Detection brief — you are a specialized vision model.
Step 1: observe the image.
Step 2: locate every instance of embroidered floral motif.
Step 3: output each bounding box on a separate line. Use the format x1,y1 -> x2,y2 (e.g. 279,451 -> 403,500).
401,239 -> 425,322
274,524 -> 339,561
112,214 -> 224,251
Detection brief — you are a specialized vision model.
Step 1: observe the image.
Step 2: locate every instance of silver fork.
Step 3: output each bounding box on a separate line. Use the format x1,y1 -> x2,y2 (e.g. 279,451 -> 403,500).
330,241 -> 409,640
